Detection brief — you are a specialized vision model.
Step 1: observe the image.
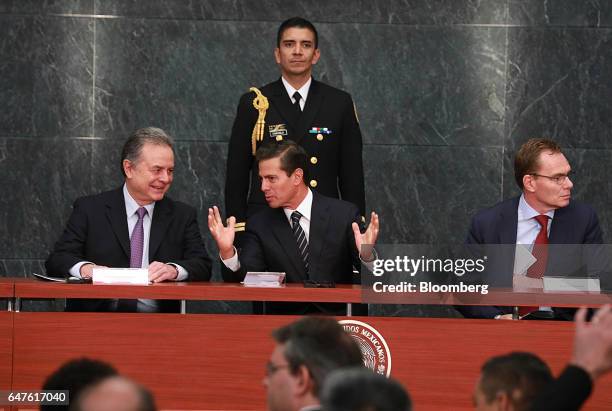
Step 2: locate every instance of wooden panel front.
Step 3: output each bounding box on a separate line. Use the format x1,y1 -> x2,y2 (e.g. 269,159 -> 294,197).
11,313 -> 296,410
0,312 -> 13,392
11,313 -> 612,410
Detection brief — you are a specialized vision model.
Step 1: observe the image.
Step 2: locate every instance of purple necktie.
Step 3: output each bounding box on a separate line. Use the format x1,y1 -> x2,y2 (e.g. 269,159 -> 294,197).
130,207 -> 147,268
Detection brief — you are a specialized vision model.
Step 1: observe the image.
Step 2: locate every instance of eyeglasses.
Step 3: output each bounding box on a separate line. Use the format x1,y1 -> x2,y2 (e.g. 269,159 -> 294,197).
530,172 -> 573,185
265,362 -> 290,376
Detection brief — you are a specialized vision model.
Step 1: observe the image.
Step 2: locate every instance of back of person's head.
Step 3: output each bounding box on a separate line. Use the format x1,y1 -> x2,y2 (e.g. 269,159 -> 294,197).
321,367 -> 412,411
69,376 -> 156,411
255,140 -> 310,182
121,127 -> 174,176
277,17 -> 318,48
41,358 -> 118,411
476,352 -> 553,411
514,138 -> 562,189
272,317 -> 364,397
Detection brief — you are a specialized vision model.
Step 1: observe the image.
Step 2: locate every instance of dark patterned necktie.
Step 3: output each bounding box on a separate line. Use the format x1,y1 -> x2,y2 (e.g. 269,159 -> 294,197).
293,91 -> 302,113
291,211 -> 309,275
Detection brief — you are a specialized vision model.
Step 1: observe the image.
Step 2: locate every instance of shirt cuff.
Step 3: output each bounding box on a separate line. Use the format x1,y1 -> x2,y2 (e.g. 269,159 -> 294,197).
359,248 -> 378,272
167,263 -> 188,281
69,261 -> 94,278
221,246 -> 241,272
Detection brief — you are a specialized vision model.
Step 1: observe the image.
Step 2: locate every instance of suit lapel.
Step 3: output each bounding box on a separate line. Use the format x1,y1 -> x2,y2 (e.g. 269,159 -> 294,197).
499,197 -> 519,244
294,79 -> 323,144
549,206 -> 569,243
270,209 -> 307,281
149,197 -> 174,260
105,188 -> 130,258
308,192 -> 330,281
268,79 -> 300,131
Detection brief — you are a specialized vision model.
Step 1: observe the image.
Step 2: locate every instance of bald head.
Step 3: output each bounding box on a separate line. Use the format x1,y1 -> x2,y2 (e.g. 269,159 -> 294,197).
72,376 -> 156,411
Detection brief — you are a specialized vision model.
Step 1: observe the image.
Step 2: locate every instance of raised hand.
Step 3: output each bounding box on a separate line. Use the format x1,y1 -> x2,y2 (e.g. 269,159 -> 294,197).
352,211 -> 379,261
207,206 -> 237,260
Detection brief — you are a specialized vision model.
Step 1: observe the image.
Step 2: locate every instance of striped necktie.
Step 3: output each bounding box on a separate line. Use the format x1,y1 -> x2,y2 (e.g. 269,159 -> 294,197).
291,211 -> 309,275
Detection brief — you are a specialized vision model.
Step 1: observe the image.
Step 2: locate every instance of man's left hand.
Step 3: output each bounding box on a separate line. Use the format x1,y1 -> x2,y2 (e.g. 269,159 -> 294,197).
148,261 -> 178,283
352,211 -> 379,261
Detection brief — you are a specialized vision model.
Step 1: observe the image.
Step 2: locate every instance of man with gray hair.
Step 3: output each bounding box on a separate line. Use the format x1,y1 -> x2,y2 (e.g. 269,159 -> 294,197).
46,127 -> 211,312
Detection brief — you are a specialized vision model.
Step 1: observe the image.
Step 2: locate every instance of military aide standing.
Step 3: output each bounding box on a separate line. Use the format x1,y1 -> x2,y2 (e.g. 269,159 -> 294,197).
225,17 -> 366,234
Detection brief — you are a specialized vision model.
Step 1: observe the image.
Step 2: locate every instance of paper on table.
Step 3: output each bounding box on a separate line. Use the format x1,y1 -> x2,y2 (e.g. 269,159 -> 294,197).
92,268 -> 149,285
543,277 -> 601,293
242,272 -> 286,287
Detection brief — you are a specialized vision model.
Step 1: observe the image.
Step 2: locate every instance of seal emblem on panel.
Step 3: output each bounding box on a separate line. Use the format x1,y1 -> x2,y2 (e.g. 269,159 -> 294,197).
339,320 -> 391,377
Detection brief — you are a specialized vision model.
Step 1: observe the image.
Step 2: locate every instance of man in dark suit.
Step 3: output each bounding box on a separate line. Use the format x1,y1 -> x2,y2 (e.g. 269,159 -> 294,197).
225,16 -> 365,236
461,138 -> 604,319
209,140 -> 378,314
46,127 -> 212,312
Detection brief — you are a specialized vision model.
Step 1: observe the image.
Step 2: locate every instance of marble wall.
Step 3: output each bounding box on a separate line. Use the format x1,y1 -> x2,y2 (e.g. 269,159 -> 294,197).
1,1 -> 611,315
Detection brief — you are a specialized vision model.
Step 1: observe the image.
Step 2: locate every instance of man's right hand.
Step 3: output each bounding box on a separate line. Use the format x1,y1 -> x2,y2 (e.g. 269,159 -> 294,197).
207,206 -> 236,260
79,264 -> 107,279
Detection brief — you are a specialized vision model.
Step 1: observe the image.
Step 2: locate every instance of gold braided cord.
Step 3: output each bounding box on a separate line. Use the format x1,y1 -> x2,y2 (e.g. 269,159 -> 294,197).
250,87 -> 269,155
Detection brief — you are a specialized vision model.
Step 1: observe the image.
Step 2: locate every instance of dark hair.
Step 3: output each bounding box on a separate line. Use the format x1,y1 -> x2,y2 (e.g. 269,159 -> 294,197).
255,140 -> 309,182
321,367 -> 412,411
41,358 -> 118,411
277,17 -> 318,48
121,127 -> 174,176
272,317 -> 364,397
71,376 -> 157,411
514,138 -> 562,189
479,352 -> 553,411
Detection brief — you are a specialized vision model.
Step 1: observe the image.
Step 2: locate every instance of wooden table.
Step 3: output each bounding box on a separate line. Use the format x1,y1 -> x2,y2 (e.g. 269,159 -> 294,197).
0,278 -> 610,410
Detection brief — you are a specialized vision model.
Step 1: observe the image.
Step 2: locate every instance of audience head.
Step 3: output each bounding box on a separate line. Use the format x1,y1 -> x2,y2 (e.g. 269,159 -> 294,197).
264,316 -> 364,411
40,358 -> 118,411
473,352 -> 553,411
121,127 -> 175,206
255,140 -> 310,209
321,367 -> 411,411
70,376 -> 156,411
514,138 -> 572,213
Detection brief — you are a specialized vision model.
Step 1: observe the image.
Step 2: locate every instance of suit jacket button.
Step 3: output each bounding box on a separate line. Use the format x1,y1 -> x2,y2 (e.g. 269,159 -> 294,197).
316,133 -> 324,141
310,156 -> 318,164
310,179 -> 318,188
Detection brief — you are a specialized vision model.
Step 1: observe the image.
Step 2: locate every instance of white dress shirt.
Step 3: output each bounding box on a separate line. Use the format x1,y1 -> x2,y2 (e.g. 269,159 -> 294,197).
281,76 -> 312,111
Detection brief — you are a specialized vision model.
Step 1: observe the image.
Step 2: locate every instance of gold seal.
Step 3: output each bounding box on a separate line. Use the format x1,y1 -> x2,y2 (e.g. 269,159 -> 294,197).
316,133 -> 323,141
309,179 -> 318,188
310,156 -> 318,164
250,87 -> 269,155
